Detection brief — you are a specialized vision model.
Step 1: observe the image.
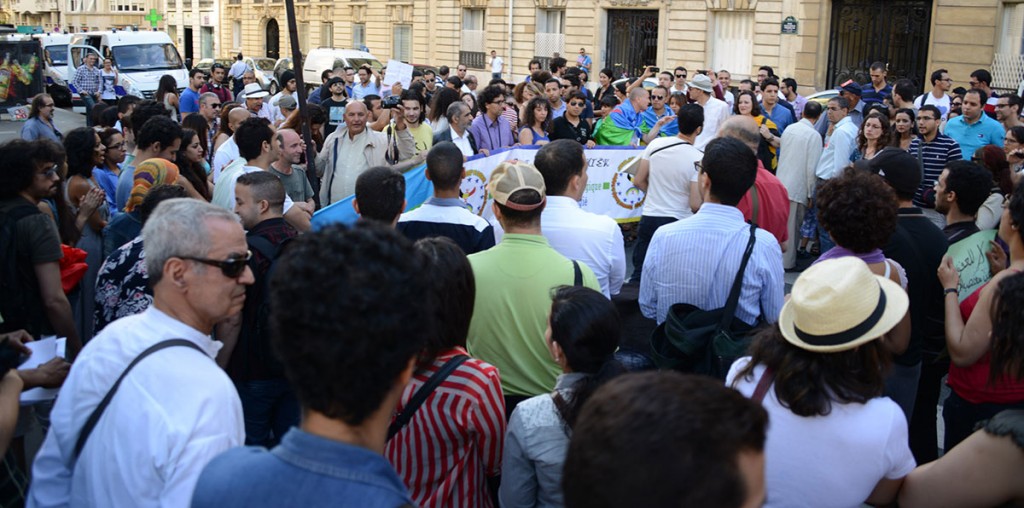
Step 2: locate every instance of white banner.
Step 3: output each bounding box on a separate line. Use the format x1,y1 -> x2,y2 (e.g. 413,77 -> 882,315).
461,146 -> 646,223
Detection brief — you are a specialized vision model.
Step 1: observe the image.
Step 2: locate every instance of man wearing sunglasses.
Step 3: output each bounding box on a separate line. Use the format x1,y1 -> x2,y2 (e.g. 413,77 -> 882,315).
641,86 -> 678,141
30,199 -> 251,506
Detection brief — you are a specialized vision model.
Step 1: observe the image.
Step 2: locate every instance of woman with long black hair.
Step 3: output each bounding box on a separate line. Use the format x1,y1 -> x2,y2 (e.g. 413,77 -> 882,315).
500,285 -> 624,508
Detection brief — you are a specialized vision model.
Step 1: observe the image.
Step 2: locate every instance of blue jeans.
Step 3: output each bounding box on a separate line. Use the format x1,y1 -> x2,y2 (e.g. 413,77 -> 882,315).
235,379 -> 300,448
631,215 -> 677,283
82,94 -> 96,127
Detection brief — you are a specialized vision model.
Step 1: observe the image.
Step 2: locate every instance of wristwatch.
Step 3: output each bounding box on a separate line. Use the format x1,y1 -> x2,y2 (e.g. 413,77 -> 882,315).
944,288 -> 958,296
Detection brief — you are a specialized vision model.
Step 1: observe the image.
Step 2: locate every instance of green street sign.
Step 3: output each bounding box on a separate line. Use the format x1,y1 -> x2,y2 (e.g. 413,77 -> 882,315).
781,16 -> 798,35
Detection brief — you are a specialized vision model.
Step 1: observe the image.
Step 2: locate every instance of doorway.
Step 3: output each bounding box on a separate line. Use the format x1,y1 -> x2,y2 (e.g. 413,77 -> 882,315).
604,10 -> 658,79
826,0 -> 933,88
184,27 -> 193,63
265,19 -> 280,59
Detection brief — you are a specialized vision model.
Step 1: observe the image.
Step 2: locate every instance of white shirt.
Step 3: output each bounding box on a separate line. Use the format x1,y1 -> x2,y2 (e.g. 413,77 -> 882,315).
640,137 -> 702,220
451,127 -> 474,158
816,116 -> 859,180
540,195 -> 627,297
28,307 -> 244,508
251,102 -> 275,123
776,118 -> 824,205
490,56 -> 504,74
727,358 -> 916,508
212,136 -> 240,183
694,96 -> 730,149
212,164 -> 295,213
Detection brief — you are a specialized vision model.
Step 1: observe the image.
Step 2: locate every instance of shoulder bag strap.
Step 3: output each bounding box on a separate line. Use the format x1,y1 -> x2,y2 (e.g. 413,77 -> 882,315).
749,184 -> 760,227
387,355 -> 470,440
751,367 -> 775,404
718,223 -> 758,331
573,260 -> 583,286
648,140 -> 689,157
73,339 -> 207,463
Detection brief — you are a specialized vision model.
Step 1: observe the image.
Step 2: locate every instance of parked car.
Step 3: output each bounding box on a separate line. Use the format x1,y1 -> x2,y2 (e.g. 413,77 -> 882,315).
268,57 -> 292,95
611,77 -> 659,91
301,48 -> 382,92
194,56 -> 274,91
807,89 -> 839,106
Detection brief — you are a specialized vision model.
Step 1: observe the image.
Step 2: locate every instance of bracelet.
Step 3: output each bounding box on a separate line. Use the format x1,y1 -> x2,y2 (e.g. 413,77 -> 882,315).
944,288 -> 958,296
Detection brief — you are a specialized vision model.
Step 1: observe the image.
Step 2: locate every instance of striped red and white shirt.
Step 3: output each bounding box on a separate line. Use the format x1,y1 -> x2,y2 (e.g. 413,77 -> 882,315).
385,347 -> 506,508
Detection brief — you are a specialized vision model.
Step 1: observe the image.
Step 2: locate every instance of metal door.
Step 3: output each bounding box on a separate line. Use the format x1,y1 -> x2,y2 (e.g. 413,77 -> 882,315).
826,0 -> 932,88
604,10 -> 658,79
266,19 -> 280,60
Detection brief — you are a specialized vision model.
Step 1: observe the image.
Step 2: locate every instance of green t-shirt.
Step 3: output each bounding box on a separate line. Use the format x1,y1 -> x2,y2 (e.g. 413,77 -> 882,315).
270,164 -> 315,204
467,234 -> 599,396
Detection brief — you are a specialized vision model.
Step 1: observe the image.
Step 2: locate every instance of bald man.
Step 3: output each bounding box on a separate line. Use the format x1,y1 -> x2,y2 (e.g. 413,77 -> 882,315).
213,107 -> 256,182
270,128 -> 316,209
692,116 -> 790,247
594,85 -> 650,146
315,100 -> 423,206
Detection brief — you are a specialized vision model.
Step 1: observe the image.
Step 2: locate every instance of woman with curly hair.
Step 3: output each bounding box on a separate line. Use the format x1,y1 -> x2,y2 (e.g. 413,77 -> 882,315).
815,168 -> 911,359
515,81 -> 544,126
973,145 -> 1014,230
854,112 -> 893,161
734,90 -> 780,171
728,256 -> 914,508
500,285 -> 624,508
938,178 -> 1024,450
518,96 -> 552,146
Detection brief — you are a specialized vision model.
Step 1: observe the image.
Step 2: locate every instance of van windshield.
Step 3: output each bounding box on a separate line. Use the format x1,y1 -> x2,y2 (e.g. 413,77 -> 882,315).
45,45 -> 68,66
347,58 -> 383,71
111,43 -> 183,72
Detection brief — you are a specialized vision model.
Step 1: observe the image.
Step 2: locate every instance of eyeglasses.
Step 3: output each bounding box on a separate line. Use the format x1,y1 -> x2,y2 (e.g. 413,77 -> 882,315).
675,74 -> 685,78
651,95 -> 665,100
569,101 -> 586,107
559,84 -> 569,89
180,251 -> 252,278
206,102 -> 222,109
457,68 -> 466,72
39,163 -> 60,178
491,99 -> 505,105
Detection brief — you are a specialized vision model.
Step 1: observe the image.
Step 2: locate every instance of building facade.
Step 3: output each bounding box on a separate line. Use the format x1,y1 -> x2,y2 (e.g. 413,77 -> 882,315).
165,0 -> 222,63
61,0 -> 158,33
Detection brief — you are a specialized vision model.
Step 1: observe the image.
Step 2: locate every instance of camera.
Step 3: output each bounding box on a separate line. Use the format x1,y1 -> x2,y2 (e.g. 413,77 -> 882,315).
649,66 -> 659,74
382,95 -> 402,109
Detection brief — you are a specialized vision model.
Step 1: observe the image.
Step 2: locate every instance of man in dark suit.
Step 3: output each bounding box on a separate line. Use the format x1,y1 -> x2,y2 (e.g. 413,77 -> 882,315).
433,101 -> 478,158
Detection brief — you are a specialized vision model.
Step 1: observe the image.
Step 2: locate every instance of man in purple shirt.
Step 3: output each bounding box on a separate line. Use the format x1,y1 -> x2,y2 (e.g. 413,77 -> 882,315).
468,85 -> 515,155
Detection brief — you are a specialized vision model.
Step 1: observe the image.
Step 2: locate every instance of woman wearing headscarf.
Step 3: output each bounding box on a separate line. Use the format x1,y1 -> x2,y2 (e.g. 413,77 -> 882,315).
103,158 -> 186,256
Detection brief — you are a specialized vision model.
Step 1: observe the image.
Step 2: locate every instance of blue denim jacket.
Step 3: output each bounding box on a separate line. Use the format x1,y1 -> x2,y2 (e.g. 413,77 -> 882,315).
191,428 -> 414,508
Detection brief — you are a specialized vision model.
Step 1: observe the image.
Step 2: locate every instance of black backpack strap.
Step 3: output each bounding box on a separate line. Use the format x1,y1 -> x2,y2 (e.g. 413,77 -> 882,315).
73,339 -> 207,463
718,223 -> 758,331
572,260 -> 583,286
648,140 -> 689,157
388,355 -> 470,440
246,235 -> 279,262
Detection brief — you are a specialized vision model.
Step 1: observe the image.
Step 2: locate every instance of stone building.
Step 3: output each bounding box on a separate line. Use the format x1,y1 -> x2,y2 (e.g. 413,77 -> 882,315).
165,0 -> 222,63
60,0 -> 159,33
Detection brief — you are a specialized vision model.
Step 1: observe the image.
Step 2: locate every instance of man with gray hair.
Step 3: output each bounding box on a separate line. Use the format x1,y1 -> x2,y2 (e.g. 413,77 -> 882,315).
30,199 -> 250,507
433,101 -> 478,158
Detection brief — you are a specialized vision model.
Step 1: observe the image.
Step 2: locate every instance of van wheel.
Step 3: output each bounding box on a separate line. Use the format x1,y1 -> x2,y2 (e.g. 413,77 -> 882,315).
48,85 -> 72,108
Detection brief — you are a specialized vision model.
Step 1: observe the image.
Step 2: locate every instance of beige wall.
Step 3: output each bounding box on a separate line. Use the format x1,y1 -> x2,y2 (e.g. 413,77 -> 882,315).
222,0 -> 1003,94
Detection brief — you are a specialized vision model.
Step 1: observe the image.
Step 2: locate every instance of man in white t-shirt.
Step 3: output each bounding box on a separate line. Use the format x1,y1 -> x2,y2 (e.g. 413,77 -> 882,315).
489,50 -> 504,80
914,68 -> 952,118
631,103 -> 704,283
688,74 -> 730,149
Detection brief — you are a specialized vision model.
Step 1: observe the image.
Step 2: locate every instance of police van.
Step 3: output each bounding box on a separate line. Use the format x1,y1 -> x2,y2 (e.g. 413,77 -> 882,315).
68,29 -> 187,102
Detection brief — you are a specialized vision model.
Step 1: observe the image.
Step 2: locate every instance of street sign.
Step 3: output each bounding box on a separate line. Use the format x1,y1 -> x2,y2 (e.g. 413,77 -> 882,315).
781,16 -> 798,35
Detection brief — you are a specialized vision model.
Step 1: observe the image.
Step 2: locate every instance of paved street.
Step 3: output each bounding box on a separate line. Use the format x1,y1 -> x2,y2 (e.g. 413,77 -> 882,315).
0,107 -> 86,144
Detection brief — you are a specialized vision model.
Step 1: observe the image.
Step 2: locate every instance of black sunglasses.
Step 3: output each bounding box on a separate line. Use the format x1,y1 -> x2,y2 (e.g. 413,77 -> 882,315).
181,251 -> 252,278
675,74 -> 686,78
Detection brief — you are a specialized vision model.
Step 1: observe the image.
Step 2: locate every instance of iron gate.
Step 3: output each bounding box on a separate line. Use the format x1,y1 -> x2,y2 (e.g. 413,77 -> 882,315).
605,10 -> 658,79
826,0 -> 932,88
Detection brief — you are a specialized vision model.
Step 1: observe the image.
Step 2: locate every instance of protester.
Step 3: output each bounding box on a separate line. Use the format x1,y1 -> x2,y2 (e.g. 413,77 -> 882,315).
213,102 -> 241,152
433,102 -> 478,158
1008,126 -> 1024,179
94,128 -> 125,216
728,257 -> 914,508
468,85 -> 516,154
174,129 -> 212,201
640,136 -> 784,325
934,160 -> 992,244
94,184 -> 190,333
21,94 -> 62,142
103,158 -> 182,257
397,142 -> 495,253
973,145 -> 1013,230
192,223 -> 432,507
114,101 -> 178,210
467,161 -> 599,413
518,96 -> 552,145
893,108 -> 917,150
353,167 -> 406,225
689,73 -> 730,149
631,104 -> 704,282
945,89 -> 1005,158
500,286 -> 624,507
776,101 -> 824,269
563,371 -> 768,508
385,237 -> 505,508
268,129 -> 315,208
937,179 -> 1024,450
30,199 -> 249,506
734,91 -> 780,172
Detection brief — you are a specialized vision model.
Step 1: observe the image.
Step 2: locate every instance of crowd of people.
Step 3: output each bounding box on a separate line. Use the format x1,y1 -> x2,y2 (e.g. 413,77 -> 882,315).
1,49 -> 1023,508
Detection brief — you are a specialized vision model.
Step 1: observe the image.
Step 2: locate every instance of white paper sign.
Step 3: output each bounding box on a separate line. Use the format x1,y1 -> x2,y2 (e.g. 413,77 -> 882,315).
382,60 -> 414,90
19,336 -> 66,404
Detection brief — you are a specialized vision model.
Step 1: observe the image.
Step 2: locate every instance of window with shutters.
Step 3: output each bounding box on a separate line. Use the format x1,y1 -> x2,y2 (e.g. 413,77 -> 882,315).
710,10 -> 754,79
992,2 -> 1024,91
534,9 -> 565,64
460,9 -> 486,68
353,23 -> 365,49
393,25 -> 411,62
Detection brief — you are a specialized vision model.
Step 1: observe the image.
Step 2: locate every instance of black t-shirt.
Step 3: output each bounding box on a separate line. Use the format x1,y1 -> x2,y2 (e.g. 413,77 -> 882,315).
550,116 -> 592,145
322,98 -> 349,136
882,208 -> 950,363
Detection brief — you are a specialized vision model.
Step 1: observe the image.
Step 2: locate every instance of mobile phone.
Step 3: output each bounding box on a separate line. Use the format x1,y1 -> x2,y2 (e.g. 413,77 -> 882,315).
650,66 -> 659,73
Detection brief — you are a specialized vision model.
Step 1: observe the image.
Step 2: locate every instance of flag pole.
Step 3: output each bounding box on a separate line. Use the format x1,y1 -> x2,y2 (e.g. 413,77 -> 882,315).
283,0 -> 320,207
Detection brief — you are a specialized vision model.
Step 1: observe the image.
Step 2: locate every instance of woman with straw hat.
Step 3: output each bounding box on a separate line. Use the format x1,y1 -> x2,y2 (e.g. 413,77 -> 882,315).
727,257 -> 915,508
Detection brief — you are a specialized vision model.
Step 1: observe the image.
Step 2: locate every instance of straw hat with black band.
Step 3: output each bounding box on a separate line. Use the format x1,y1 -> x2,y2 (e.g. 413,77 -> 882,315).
779,257 -> 908,353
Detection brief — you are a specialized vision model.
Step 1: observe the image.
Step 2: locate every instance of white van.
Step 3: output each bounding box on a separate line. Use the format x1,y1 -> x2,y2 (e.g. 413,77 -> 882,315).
301,48 -> 382,90
68,30 -> 187,100
31,33 -> 73,106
